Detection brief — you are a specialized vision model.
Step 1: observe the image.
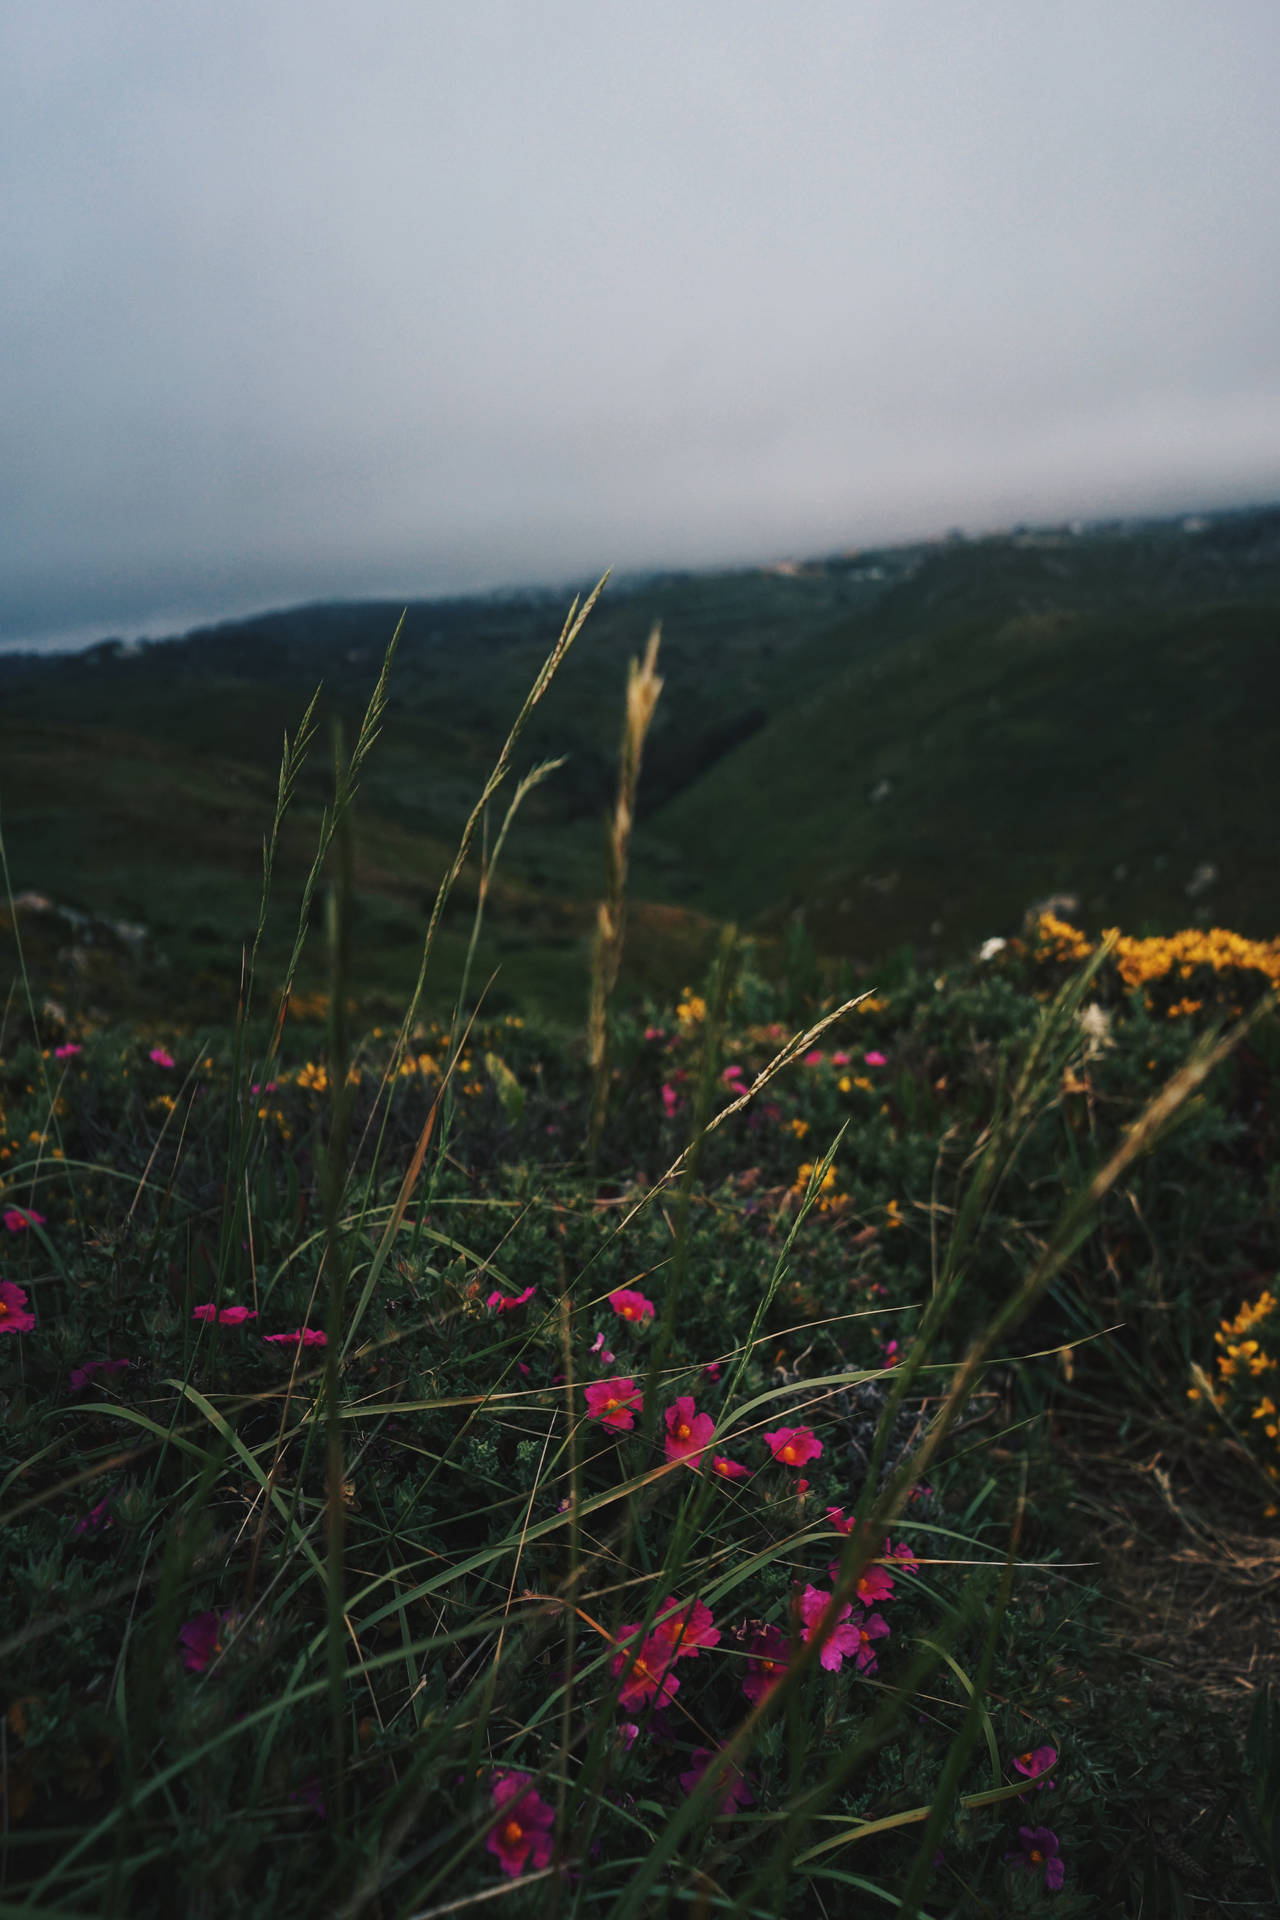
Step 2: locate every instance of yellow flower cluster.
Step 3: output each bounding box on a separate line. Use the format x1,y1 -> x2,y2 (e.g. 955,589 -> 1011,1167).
1189,1286 -> 1280,1515
1105,926 -> 1280,995
675,992 -> 707,1033
1034,914 -> 1094,965
789,1160 -> 845,1213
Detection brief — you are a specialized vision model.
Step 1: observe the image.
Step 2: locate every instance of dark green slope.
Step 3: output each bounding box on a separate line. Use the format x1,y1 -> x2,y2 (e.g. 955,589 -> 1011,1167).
645,519 -> 1280,958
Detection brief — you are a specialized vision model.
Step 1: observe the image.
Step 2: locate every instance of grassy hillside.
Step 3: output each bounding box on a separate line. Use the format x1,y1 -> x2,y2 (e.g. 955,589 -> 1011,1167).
3,506 -> 1279,1024
645,510 -> 1280,956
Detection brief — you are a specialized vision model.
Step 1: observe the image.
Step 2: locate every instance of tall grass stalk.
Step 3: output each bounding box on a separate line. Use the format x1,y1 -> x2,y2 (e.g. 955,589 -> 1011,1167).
587,622 -> 663,1161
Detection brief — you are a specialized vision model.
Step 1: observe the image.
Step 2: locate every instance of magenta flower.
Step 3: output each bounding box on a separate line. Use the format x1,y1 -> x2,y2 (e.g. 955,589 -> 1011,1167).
742,1624 -> 790,1704
263,1328 -> 327,1348
192,1303 -> 258,1325
584,1377 -> 644,1431
149,1046 -> 175,1069
1013,1745 -> 1058,1789
179,1608 -> 237,1673
711,1453 -> 750,1481
3,1207 -> 45,1232
663,1396 -> 715,1467
797,1585 -> 863,1672
486,1285 -> 535,1313
864,1050 -> 887,1067
69,1357 -> 131,1390
612,1630 -> 681,1711
848,1607 -> 891,1674
661,1084 -> 679,1117
764,1426 -> 822,1468
679,1746 -> 754,1813
825,1504 -> 857,1534
802,1049 -> 824,1066
831,1050 -> 851,1066
54,1042 -> 83,1059
608,1287 -> 655,1324
828,1557 -> 897,1605
73,1495 -> 114,1538
1006,1826 -> 1065,1891
652,1596 -> 720,1660
487,1770 -> 555,1879
0,1278 -> 36,1333
590,1330 -> 616,1365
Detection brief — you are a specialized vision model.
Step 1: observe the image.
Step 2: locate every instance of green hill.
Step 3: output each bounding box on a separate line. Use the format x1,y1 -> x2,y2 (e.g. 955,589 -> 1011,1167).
3,506 -> 1279,1019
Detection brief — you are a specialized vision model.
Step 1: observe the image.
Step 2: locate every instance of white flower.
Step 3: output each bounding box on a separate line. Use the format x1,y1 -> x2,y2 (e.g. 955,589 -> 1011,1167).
1079,1003 -> 1114,1055
978,937 -> 1007,962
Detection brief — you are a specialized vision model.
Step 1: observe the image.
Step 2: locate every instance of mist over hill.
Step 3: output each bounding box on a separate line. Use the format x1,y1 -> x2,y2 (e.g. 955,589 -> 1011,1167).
3,504 -> 1278,1019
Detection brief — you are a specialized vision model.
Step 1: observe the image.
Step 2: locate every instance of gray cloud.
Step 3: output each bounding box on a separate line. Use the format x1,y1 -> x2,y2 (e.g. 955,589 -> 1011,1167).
4,0 -> 1279,647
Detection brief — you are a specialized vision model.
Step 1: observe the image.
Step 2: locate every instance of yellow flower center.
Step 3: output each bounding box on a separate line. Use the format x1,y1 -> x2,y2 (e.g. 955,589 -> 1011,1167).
675,1421 -> 691,1442
502,1818 -> 524,1847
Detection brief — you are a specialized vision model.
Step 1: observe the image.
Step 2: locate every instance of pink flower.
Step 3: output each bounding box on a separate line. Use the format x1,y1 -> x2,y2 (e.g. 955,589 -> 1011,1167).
54,1043 -> 82,1059
1006,1825 -> 1065,1892
679,1747 -> 754,1813
644,1026 -> 665,1042
612,1630 -> 681,1711
663,1396 -> 715,1467
711,1453 -> 750,1481
797,1585 -> 863,1672
68,1357 -> 131,1390
661,1084 -> 680,1117
590,1331 -> 616,1365
487,1285 -> 535,1313
0,1278 -> 36,1333
881,1339 -> 900,1366
828,1558 -> 896,1605
3,1208 -> 45,1232
179,1608 -> 237,1673
830,1051 -> 851,1066
701,1360 -> 722,1382
487,1770 -> 555,1879
149,1046 -> 175,1069
742,1625 -> 790,1704
1013,1745 -> 1058,1790
802,1049 -> 824,1066
864,1050 -> 887,1068
887,1537 -> 919,1572
249,1080 -> 278,1095
584,1377 -> 644,1431
192,1303 -> 258,1325
721,1063 -> 746,1088
825,1504 -> 857,1534
764,1426 -> 822,1468
263,1328 -> 327,1348
848,1607 -> 890,1674
652,1596 -> 720,1659
609,1287 -> 655,1324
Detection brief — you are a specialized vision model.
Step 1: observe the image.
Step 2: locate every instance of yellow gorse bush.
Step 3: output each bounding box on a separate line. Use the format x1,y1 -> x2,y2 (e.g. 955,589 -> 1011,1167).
1033,913 -> 1280,1016
1188,1285 -> 1280,1515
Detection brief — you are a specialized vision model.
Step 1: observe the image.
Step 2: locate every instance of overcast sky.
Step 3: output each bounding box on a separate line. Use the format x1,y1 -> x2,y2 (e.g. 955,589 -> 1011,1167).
4,1 -> 1279,650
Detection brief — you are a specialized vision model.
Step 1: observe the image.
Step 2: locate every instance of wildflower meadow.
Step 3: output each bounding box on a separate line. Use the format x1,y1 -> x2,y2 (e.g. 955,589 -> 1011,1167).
2,599 -> 1278,1917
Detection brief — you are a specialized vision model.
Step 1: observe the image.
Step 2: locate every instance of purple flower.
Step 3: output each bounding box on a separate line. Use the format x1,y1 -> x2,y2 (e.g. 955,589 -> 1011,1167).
1012,1744 -> 1058,1790
179,1608 -> 238,1673
69,1357 -> 132,1391
1006,1825 -> 1065,1892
